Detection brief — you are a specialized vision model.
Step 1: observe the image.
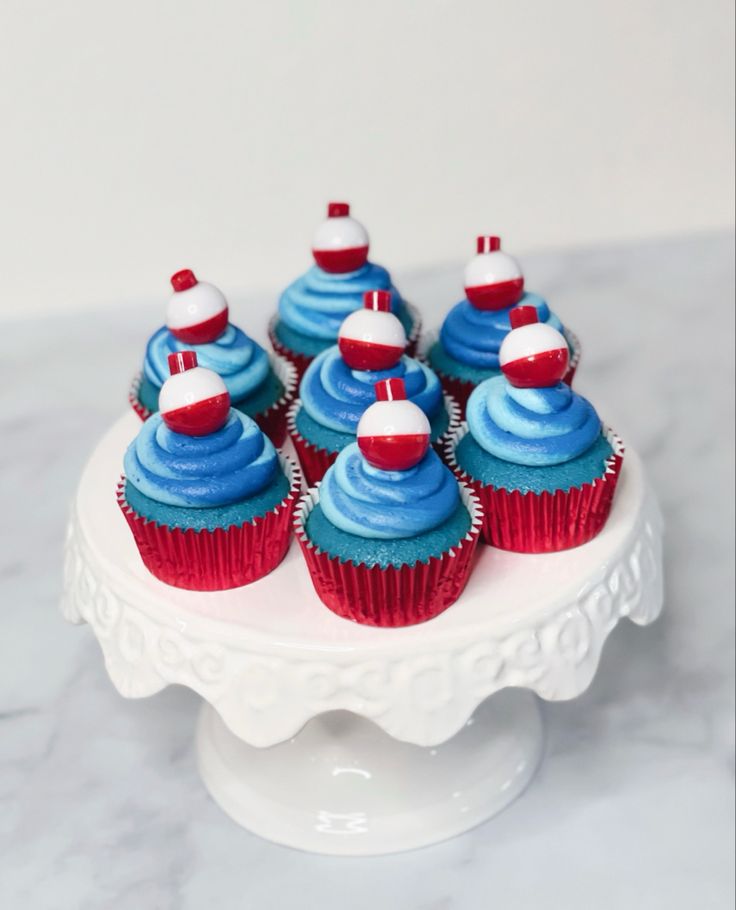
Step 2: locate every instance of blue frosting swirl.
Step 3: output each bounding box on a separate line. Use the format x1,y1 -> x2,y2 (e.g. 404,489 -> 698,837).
466,376 -> 602,467
124,411 -> 278,507
301,347 -> 442,433
143,325 -> 270,402
278,263 -> 404,341
440,293 -> 563,369
319,444 -> 459,539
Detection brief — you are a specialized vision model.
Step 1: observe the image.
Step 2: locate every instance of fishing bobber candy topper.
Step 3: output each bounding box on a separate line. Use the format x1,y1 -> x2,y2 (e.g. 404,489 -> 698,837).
166,270 -> 229,344
160,351 -> 231,436
499,306 -> 569,388
338,290 -> 407,370
312,202 -> 370,273
357,378 -> 431,471
464,236 -> 525,311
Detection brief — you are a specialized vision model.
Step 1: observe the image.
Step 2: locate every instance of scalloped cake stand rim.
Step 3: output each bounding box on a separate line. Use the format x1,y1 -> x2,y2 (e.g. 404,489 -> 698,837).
61,413 -> 663,854
62,412 -> 663,750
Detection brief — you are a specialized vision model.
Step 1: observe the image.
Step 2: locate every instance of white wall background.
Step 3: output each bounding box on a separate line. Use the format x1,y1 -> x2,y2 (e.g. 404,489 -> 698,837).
0,0 -> 732,320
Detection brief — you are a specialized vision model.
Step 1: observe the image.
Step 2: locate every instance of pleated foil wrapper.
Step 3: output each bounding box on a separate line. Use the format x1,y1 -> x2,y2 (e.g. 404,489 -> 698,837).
128,353 -> 296,449
250,352 -> 297,448
416,327 -> 583,418
128,372 -> 153,421
445,424 -> 624,553
118,454 -> 302,591
294,482 -> 482,627
287,393 -> 461,487
268,302 -> 423,384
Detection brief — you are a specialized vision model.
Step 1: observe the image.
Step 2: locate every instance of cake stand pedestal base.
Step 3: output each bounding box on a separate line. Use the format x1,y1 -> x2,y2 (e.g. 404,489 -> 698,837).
64,414 -> 664,856
197,689 -> 543,856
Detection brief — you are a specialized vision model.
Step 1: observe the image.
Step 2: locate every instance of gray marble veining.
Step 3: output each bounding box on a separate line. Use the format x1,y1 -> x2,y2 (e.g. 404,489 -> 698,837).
1,232 -> 734,909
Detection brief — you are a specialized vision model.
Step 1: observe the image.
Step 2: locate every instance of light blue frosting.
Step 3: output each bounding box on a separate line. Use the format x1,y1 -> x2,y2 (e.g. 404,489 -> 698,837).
124,411 -> 278,507
466,376 -> 602,467
319,444 -> 459,539
143,325 -> 270,402
278,263 -> 404,341
440,293 -> 564,369
301,347 -> 442,433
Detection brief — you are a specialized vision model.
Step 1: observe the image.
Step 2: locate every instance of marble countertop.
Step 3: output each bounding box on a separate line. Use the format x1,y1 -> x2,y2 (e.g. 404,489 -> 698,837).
1,232 -> 734,909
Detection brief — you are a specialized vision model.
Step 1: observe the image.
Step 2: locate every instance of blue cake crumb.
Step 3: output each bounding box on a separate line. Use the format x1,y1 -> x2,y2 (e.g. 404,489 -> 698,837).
124,469 -> 291,531
454,431 -> 614,494
304,500 -> 471,569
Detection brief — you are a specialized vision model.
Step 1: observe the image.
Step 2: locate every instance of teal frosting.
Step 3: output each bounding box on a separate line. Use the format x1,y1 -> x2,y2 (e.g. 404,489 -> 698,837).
319,444 -> 459,539
124,411 -> 278,508
300,347 -> 442,433
295,401 -> 450,455
276,262 -> 415,359
305,500 -> 471,568
454,430 -> 613,494
466,376 -> 602,467
438,293 -> 564,371
142,324 -> 273,404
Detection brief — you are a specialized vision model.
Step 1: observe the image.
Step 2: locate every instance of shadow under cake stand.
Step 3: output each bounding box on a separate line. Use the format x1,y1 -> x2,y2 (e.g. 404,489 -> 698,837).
62,412 -> 663,856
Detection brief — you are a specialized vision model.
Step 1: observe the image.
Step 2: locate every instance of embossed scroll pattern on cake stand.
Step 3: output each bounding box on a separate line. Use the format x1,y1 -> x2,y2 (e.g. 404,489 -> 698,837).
62,413 -> 663,855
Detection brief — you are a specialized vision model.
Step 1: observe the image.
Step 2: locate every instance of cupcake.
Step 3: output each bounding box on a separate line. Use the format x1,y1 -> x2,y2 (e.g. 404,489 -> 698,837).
295,377 -> 481,626
120,350 -> 301,591
130,269 -> 296,447
421,236 -> 581,414
446,306 -> 623,553
269,202 -> 421,378
288,290 -> 459,486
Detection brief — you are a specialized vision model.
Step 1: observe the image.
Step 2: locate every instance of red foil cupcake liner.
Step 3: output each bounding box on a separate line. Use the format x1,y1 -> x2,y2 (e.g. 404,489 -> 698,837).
129,373 -> 153,421
286,399 -> 338,487
417,327 -> 583,417
250,353 -> 297,448
118,454 -> 303,591
268,302 -> 423,383
294,483 -> 482,627
287,393 -> 461,487
403,301 -> 422,357
128,354 -> 296,449
445,424 -> 624,553
563,328 -> 581,387
268,316 -> 314,383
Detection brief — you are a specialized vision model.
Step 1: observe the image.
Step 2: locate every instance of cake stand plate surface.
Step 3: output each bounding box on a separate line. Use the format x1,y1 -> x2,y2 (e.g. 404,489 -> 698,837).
62,413 -> 663,855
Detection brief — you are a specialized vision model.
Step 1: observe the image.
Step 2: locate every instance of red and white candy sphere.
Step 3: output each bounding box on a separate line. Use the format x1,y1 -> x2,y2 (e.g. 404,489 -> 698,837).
159,351 -> 231,436
357,378 -> 430,471
464,236 -> 525,311
338,290 -> 406,370
312,202 -> 369,274
166,269 -> 229,344
499,306 -> 569,388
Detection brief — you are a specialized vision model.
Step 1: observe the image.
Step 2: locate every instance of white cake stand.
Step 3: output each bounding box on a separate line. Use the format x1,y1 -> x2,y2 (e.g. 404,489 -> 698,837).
62,412 -> 663,855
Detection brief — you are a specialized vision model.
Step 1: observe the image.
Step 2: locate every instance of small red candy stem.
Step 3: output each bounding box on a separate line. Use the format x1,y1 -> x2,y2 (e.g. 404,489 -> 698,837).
509,305 -> 539,329
375,377 -> 407,402
327,201 -> 350,217
168,350 -> 198,374
170,269 -> 198,292
477,236 -> 501,254
363,289 -> 392,312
